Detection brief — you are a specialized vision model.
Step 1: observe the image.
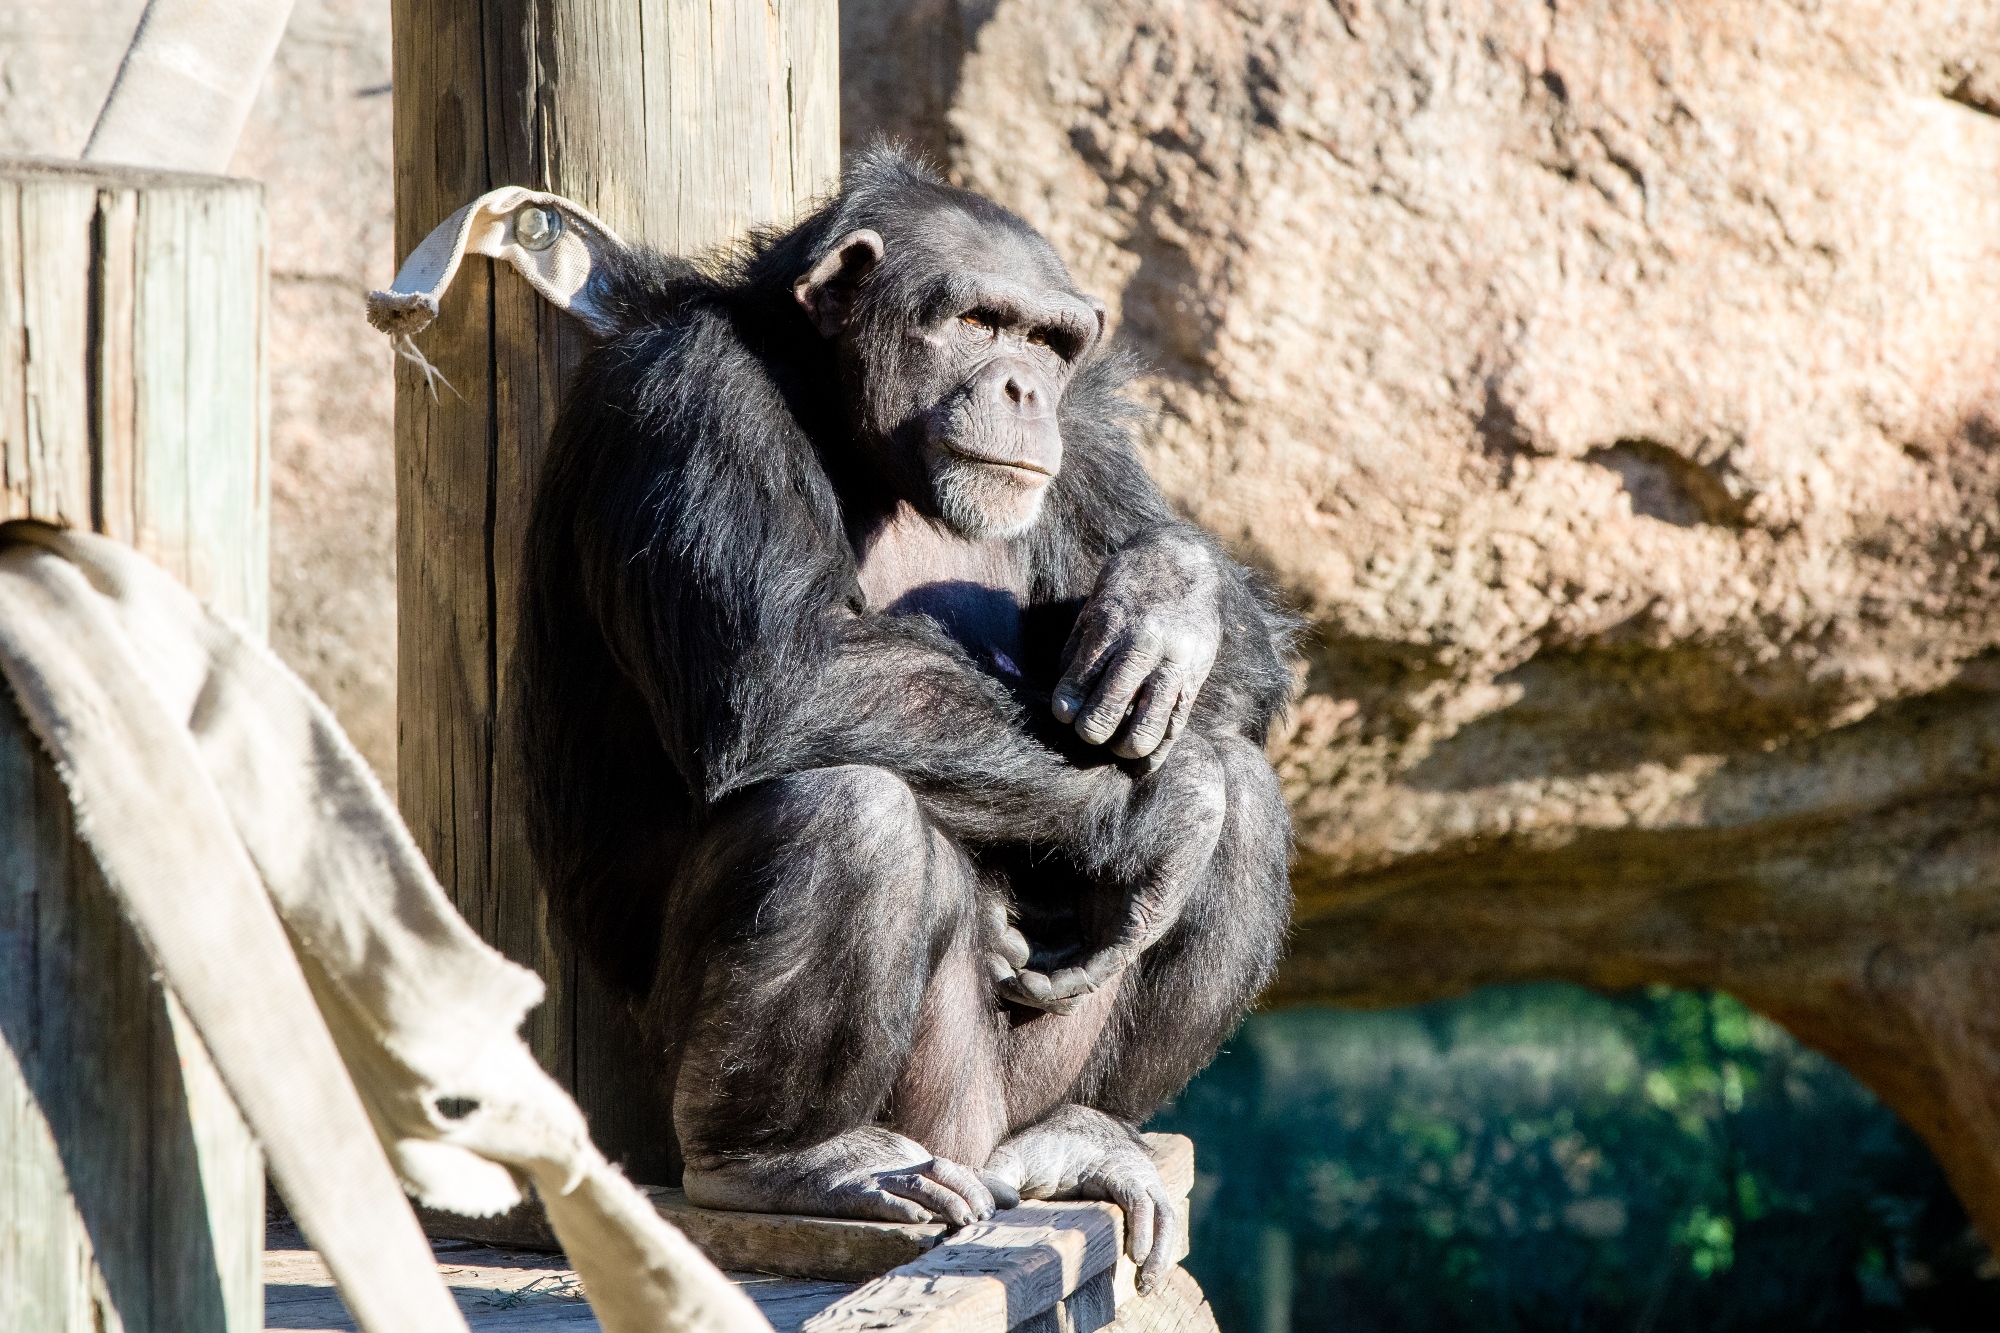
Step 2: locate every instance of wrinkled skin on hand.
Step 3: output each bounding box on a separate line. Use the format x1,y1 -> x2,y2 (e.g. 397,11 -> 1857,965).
682,1126 -> 1002,1227
1053,527 -> 1223,770
990,533 -> 1230,1017
983,735 -> 1226,1015
984,1105 -> 1183,1294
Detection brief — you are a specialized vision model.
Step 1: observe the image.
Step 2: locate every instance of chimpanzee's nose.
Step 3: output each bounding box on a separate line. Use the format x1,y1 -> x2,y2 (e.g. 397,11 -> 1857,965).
977,360 -> 1049,418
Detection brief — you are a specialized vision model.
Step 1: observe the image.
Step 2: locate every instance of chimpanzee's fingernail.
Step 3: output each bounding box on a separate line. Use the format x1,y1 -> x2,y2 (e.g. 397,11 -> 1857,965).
1052,693 -> 1078,719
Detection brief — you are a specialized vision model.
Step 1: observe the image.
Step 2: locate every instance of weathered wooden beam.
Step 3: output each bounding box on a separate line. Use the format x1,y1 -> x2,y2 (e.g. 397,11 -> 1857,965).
0,157 -> 267,1333
389,0 -> 838,1187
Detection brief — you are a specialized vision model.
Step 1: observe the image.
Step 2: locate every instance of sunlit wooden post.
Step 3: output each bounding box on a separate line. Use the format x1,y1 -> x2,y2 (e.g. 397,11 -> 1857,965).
0,159 -> 267,1332
388,1 -> 838,1186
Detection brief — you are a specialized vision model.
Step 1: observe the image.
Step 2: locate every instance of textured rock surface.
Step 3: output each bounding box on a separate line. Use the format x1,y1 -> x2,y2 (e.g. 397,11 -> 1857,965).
0,0 -> 399,784
844,0 -> 2000,1240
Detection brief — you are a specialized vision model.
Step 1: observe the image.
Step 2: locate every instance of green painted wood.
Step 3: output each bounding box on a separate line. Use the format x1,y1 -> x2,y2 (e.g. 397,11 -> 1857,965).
0,157 -> 268,1333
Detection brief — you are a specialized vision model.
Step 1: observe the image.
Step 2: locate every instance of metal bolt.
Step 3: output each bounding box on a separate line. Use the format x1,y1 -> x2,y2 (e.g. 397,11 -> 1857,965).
516,205 -> 561,252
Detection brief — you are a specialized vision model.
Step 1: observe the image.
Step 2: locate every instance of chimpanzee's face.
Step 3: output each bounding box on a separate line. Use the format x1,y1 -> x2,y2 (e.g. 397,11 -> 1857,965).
793,209 -> 1104,540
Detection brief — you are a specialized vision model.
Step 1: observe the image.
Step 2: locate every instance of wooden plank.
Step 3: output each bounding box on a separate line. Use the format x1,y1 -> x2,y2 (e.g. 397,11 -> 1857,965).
781,0 -> 842,211
126,179 -> 269,627
800,1137 -> 1197,1333
802,1202 -> 1123,1333
133,185 -> 191,585
0,158 -> 269,1333
0,180 -> 26,520
1097,1269 -> 1218,1333
158,994 -> 265,1330
647,1189 -> 947,1283
262,1226 -> 856,1332
0,693 -> 263,1332
0,682 -> 107,1330
18,179 -> 95,526
91,187 -> 139,545
177,184 -> 270,629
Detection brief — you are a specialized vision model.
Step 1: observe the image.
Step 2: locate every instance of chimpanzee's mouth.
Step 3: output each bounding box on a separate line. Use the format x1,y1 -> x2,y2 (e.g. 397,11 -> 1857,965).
941,444 -> 1055,478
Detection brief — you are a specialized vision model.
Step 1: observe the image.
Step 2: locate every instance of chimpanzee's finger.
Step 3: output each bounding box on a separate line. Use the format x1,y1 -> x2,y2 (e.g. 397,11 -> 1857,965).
1135,1184 -> 1181,1294
1075,635 -> 1163,745
1046,966 -> 1095,997
1052,619 -> 1117,722
1135,689 -> 1197,774
981,1171 -> 1023,1211
983,900 -> 1033,969
997,968 -> 1081,1015
1051,947 -> 1134,999
839,1183 -> 934,1224
1104,1175 -> 1156,1272
1112,671 -> 1182,760
925,1157 -> 998,1220
1163,688 -> 1196,746
881,1170 -> 979,1227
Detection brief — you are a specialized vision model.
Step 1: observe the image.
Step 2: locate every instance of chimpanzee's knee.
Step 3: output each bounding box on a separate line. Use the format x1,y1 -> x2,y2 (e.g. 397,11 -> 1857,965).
658,764 -> 983,1160
1075,732 -> 1291,1119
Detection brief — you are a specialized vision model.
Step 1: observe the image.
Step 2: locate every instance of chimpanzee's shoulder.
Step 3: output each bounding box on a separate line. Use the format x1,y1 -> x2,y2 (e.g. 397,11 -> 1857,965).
590,243 -> 714,333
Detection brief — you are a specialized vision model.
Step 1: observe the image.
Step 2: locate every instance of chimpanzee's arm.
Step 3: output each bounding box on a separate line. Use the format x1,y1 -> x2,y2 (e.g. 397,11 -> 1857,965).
545,302 -> 1133,852
1030,365 -> 1295,764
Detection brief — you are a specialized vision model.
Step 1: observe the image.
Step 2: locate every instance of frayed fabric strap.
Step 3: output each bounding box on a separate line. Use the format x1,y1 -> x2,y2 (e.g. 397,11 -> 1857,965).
368,188 -> 628,339
0,521 -> 770,1333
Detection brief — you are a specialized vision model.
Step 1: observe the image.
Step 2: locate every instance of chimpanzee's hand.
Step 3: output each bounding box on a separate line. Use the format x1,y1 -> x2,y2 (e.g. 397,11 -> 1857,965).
984,1105 -> 1184,1295
986,735 -> 1227,1016
1052,529 -> 1222,771
682,1127 -> 1001,1227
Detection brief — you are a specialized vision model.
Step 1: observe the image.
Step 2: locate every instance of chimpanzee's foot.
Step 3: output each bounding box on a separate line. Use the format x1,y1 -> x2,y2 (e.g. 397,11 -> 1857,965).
983,1105 -> 1180,1293
682,1127 -> 1000,1226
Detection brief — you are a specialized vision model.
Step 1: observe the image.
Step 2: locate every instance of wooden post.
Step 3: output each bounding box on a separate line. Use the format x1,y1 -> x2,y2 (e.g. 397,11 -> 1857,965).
0,159 -> 267,1332
389,1 -> 839,1186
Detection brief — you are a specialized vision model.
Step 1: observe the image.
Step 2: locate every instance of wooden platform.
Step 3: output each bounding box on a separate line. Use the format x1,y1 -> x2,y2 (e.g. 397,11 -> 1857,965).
264,1226 -> 852,1332
268,1135 -> 1217,1333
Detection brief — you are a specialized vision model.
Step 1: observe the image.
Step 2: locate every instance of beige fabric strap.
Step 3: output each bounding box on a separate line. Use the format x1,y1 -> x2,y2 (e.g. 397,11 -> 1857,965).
368,188 -> 629,339
0,521 -> 769,1333
84,0 -> 298,174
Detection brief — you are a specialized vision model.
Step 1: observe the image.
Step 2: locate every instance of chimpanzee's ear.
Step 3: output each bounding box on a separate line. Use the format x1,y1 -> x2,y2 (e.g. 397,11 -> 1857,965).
794,229 -> 885,338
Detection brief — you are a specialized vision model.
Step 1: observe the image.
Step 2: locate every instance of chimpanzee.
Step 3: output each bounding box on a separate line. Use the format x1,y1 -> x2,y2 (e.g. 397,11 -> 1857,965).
515,145 -> 1293,1289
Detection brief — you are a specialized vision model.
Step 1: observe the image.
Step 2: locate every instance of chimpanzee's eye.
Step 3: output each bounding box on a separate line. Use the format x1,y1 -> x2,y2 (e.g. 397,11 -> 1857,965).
960,312 -> 991,330
1027,329 -> 1048,345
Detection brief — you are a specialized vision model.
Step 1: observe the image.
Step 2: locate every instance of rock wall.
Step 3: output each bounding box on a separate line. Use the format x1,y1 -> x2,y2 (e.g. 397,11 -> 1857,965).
0,0 -> 399,784
843,0 -> 2000,1242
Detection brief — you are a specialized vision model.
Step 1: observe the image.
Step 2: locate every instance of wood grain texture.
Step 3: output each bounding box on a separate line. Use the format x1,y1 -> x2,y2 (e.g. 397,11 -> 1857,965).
1097,1269 -> 1218,1333
0,159 -> 269,628
0,157 -> 270,1332
645,1188 -> 945,1282
781,1135 -> 1195,1333
262,1225 -> 856,1332
389,0 -> 839,1189
801,1203 -> 1126,1333
0,697 -> 263,1333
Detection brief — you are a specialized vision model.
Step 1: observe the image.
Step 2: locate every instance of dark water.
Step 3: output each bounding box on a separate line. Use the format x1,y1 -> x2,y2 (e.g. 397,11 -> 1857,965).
1147,986 -> 1998,1332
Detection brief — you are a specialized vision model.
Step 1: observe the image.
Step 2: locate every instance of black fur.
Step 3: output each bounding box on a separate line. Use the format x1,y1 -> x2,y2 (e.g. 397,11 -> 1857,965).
515,145 -> 1294,1165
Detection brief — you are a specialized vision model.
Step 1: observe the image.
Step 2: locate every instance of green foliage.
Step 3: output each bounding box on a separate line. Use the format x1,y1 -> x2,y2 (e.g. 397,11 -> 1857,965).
1149,985 -> 1997,1332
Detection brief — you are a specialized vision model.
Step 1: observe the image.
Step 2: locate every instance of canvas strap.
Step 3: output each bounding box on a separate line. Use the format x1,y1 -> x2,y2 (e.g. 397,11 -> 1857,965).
368,188 -> 630,340
0,521 -> 768,1333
